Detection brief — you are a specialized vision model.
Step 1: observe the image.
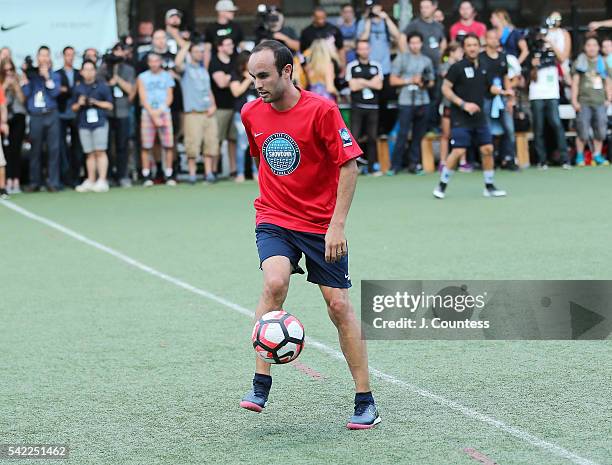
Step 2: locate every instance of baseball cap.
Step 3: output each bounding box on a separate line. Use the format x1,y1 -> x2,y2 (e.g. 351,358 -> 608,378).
215,0 -> 238,12
165,8 -> 183,20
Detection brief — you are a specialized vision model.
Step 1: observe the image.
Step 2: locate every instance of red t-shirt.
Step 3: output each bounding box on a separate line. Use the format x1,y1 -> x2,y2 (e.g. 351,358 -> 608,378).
0,86 -> 5,106
449,20 -> 486,41
241,89 -> 362,234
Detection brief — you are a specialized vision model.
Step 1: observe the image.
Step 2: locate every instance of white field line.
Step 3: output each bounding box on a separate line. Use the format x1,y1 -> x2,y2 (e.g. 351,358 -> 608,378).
0,199 -> 601,465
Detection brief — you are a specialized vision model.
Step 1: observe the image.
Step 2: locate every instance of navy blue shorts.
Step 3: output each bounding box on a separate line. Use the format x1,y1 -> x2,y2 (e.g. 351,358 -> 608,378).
450,125 -> 493,149
255,223 -> 351,289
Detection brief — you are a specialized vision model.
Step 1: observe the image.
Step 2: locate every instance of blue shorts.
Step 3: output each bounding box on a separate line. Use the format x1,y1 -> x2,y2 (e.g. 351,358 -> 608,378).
450,125 -> 493,149
255,223 -> 351,289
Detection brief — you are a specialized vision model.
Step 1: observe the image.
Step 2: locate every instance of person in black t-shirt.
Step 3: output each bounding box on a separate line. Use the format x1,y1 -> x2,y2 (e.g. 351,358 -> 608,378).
433,33 -> 507,199
204,0 -> 244,65
479,29 -> 517,170
345,40 -> 383,175
300,7 -> 344,55
209,36 -> 237,178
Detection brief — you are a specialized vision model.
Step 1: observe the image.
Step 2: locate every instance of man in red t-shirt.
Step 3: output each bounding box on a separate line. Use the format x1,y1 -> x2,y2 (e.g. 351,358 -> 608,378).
239,40 -> 380,429
449,1 -> 486,43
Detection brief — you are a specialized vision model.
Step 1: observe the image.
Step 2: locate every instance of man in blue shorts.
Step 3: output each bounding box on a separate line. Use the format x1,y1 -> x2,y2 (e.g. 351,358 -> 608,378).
433,33 -> 507,199
239,40 -> 381,429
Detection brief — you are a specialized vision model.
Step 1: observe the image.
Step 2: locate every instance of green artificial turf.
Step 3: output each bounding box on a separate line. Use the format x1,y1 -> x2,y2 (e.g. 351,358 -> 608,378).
1,166 -> 611,465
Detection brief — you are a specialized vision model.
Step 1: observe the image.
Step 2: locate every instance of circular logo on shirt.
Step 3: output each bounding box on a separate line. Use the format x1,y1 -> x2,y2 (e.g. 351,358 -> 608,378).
262,133 -> 300,176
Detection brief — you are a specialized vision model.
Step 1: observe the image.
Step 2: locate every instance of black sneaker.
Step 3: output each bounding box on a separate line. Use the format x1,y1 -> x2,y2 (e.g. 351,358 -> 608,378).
483,185 -> 507,197
0,188 -> 9,199
240,375 -> 271,413
347,401 -> 381,429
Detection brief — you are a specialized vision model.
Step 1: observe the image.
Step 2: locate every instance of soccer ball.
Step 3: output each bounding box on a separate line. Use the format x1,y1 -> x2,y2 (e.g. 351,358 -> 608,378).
252,310 -> 305,364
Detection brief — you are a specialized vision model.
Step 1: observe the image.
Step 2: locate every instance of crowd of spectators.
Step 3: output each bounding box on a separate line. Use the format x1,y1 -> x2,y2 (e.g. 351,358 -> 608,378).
0,0 -> 611,198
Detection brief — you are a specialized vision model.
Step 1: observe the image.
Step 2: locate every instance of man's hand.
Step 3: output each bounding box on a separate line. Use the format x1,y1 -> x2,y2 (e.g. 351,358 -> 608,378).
463,102 -> 480,114
325,223 -> 348,263
77,95 -> 87,106
273,31 -> 287,42
0,122 -> 9,135
39,65 -> 49,80
531,57 -> 541,68
572,101 -> 581,113
206,104 -> 216,117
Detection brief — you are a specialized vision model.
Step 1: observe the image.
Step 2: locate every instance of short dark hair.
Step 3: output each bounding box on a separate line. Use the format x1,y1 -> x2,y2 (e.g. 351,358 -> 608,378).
62,46 -> 74,55
38,45 -> 50,53
215,35 -> 233,49
313,6 -> 326,14
356,39 -> 370,48
147,52 -> 161,60
406,31 -> 424,42
420,0 -> 438,5
81,59 -> 97,69
251,40 -> 294,78
340,3 -> 353,9
584,35 -> 600,47
462,32 -> 480,44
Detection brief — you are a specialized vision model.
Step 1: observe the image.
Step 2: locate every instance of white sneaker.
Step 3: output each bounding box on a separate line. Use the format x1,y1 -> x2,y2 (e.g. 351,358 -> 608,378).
235,174 -> 245,183
483,186 -> 507,197
562,163 -> 572,170
76,179 -> 95,193
92,179 -> 109,193
433,187 -> 445,199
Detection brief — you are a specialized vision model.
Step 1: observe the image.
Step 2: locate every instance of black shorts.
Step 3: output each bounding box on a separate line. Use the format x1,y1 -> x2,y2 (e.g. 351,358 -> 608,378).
255,223 -> 351,289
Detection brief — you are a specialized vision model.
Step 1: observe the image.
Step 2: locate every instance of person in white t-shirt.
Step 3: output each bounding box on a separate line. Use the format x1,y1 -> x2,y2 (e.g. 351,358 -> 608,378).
528,44 -> 571,170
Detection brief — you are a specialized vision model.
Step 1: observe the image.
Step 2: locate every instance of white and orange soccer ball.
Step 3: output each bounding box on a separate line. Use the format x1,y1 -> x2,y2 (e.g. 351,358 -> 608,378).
252,310 -> 305,364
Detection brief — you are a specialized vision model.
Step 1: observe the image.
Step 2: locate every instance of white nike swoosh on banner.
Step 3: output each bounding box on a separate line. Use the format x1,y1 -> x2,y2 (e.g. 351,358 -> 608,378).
254,132 -> 264,138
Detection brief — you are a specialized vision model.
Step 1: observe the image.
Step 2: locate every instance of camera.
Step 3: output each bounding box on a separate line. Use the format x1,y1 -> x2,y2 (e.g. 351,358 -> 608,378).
102,50 -> 124,80
257,4 -> 281,31
23,55 -> 37,79
365,0 -> 380,18
525,27 -> 556,69
255,4 -> 282,42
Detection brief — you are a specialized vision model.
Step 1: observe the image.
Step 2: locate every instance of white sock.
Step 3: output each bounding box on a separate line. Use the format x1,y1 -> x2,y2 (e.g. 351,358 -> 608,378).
440,166 -> 454,184
164,168 -> 173,178
142,168 -> 150,177
483,170 -> 495,185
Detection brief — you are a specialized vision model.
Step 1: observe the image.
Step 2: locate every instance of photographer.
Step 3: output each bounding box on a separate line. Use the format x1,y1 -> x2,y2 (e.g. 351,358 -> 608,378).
356,0 -> 401,134
254,6 -> 299,52
527,28 -> 571,170
389,31 -> 434,175
98,42 -> 136,187
21,45 -> 62,192
71,60 -> 113,193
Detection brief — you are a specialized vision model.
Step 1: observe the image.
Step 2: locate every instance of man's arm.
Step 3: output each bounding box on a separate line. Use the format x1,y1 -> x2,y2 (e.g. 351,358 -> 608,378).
442,78 -> 480,114
326,159 -> 358,263
571,73 -> 581,112
175,41 -> 190,73
359,18 -> 372,41
212,71 -> 232,88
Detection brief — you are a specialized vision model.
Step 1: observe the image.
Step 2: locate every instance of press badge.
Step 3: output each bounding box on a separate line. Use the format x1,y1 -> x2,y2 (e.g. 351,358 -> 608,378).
362,88 -> 374,100
86,108 -> 99,124
464,67 -> 475,78
34,91 -> 45,108
113,86 -> 124,98
592,75 -> 603,90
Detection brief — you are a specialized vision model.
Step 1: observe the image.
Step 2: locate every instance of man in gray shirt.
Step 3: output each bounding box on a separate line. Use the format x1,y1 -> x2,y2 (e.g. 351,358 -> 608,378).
389,31 -> 434,174
175,41 -> 218,184
98,43 -> 136,187
402,0 -> 446,131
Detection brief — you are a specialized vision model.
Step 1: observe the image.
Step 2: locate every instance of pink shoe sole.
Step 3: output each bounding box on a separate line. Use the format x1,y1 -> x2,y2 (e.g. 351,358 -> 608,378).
239,401 -> 263,413
346,419 -> 381,430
